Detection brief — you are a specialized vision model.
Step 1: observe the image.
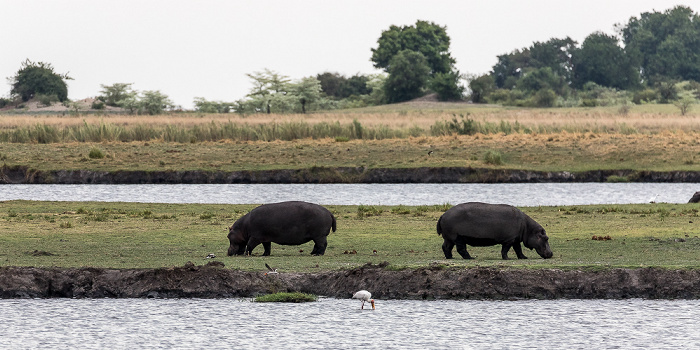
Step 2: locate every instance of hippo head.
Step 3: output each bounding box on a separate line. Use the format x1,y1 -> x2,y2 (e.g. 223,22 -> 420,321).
227,222 -> 247,256
524,226 -> 553,259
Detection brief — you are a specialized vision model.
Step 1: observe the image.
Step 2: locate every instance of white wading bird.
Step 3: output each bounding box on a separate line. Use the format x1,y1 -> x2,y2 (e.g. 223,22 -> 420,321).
352,290 -> 375,310
265,263 -> 278,275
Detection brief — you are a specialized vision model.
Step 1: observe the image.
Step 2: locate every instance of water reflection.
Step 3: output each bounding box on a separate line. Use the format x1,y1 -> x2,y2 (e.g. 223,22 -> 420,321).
1,183 -> 698,206
0,298 -> 698,349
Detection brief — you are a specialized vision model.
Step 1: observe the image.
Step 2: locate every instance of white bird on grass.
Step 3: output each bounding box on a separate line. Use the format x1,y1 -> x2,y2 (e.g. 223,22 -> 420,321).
352,290 -> 375,310
265,263 -> 278,275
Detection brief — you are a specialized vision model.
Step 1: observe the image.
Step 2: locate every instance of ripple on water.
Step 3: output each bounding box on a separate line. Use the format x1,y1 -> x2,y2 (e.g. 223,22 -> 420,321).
0,299 -> 699,349
1,183 -> 699,206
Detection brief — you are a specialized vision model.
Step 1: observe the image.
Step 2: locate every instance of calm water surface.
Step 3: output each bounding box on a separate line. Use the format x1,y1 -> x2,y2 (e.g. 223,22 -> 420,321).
1,183 -> 698,206
1,298 -> 698,349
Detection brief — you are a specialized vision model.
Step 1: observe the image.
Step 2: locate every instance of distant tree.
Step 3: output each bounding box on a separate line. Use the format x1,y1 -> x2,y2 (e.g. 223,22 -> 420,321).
383,50 -> 431,103
372,21 -> 461,102
620,6 -> 700,84
290,77 -> 322,113
491,49 -> 532,89
99,83 -> 136,107
673,91 -> 696,115
246,69 -> 290,113
317,72 -> 372,99
529,37 -> 577,82
10,59 -> 72,102
516,67 -> 568,96
317,72 -> 344,98
430,71 -> 465,101
139,90 -> 173,115
193,97 -> 234,113
492,37 -> 575,89
572,32 -> 640,90
468,74 -> 495,103
371,20 -> 455,75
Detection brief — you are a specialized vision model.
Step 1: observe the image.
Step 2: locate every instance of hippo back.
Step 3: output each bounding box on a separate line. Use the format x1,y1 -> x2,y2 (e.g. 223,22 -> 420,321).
437,202 -> 527,243
245,201 -> 335,245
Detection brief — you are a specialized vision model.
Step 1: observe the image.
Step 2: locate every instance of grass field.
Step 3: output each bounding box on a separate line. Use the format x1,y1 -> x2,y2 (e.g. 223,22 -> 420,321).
1,201 -> 698,271
1,104 -> 698,174
0,132 -> 697,173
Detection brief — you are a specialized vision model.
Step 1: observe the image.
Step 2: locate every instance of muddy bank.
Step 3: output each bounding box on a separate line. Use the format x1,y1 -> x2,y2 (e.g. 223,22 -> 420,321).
1,263 -> 699,299
2,165 -> 699,184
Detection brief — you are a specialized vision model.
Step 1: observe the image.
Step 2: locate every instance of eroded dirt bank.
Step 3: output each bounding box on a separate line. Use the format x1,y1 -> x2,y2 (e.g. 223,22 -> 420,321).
2,165 -> 700,184
2,263 -> 699,299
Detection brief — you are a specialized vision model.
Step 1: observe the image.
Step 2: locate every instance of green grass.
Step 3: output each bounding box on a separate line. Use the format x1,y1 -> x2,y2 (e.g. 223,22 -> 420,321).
0,201 -> 699,271
254,292 -> 318,302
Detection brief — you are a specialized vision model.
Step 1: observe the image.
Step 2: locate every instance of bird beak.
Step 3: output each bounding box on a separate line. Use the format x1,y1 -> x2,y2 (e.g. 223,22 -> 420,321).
371,299 -> 375,310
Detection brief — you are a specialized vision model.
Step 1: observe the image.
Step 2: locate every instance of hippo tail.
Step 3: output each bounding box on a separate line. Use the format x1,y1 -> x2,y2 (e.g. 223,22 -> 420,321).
436,216 -> 443,236
331,213 -> 337,233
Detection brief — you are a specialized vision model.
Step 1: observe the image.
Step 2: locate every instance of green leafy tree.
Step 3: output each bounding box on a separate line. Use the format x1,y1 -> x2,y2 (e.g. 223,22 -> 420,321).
468,74 -> 495,103
529,37 -> 577,82
572,32 -> 640,90
193,97 -> 234,113
246,69 -> 290,113
372,21 -> 461,101
9,59 -> 72,102
371,20 -> 455,75
290,77 -> 322,113
516,67 -> 568,96
430,71 -> 464,101
383,50 -> 431,103
317,72 -> 372,99
99,83 -> 136,106
621,6 -> 700,84
139,90 -> 173,115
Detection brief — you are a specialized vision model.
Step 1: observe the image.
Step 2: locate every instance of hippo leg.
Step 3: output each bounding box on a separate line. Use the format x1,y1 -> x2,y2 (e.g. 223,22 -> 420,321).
512,242 -> 528,259
455,244 -> 473,259
500,243 -> 513,260
442,240 -> 455,259
246,237 -> 262,256
310,237 -> 327,256
262,242 -> 272,256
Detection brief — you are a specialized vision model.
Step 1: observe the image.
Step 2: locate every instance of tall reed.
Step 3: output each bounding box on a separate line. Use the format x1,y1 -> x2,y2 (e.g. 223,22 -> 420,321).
0,116 -> 695,144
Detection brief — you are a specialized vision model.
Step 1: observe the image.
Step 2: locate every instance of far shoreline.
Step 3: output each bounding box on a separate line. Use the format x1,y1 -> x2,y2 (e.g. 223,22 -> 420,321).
2,165 -> 700,184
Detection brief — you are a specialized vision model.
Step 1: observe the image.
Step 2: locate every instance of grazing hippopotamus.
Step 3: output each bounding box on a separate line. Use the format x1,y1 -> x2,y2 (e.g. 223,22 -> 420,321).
436,202 -> 553,260
227,201 -> 336,256
689,191 -> 700,203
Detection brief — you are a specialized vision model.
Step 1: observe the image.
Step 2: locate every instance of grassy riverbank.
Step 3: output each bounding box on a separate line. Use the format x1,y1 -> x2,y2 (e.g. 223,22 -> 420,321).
1,104 -> 699,174
1,201 -> 698,271
1,132 -> 698,174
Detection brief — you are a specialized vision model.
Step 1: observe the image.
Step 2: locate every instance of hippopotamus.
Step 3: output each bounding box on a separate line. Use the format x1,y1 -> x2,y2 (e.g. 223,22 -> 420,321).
227,201 -> 336,256
689,191 -> 700,203
436,202 -> 553,260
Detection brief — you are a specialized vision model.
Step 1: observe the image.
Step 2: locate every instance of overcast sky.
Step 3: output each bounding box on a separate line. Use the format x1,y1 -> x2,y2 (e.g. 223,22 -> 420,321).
1,0 -> 693,108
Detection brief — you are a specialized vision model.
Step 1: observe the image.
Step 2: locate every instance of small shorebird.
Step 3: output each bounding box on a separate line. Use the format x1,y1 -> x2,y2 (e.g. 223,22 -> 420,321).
265,263 -> 278,275
352,290 -> 375,310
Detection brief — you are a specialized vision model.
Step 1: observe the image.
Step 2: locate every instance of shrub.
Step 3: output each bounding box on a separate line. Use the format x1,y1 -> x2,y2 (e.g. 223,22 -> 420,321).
36,93 -> 59,107
88,147 -> 105,159
483,150 -> 503,165
254,292 -> 317,303
533,89 -> 556,107
606,175 -> 629,183
91,100 -> 105,110
632,89 -> 658,104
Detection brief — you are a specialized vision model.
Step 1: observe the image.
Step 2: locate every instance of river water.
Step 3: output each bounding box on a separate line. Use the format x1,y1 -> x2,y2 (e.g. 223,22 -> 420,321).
1,183 -> 699,206
1,298 -> 698,349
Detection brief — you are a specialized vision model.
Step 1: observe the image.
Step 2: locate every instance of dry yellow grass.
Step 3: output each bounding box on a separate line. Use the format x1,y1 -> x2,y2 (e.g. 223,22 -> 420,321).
1,103 -> 698,133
